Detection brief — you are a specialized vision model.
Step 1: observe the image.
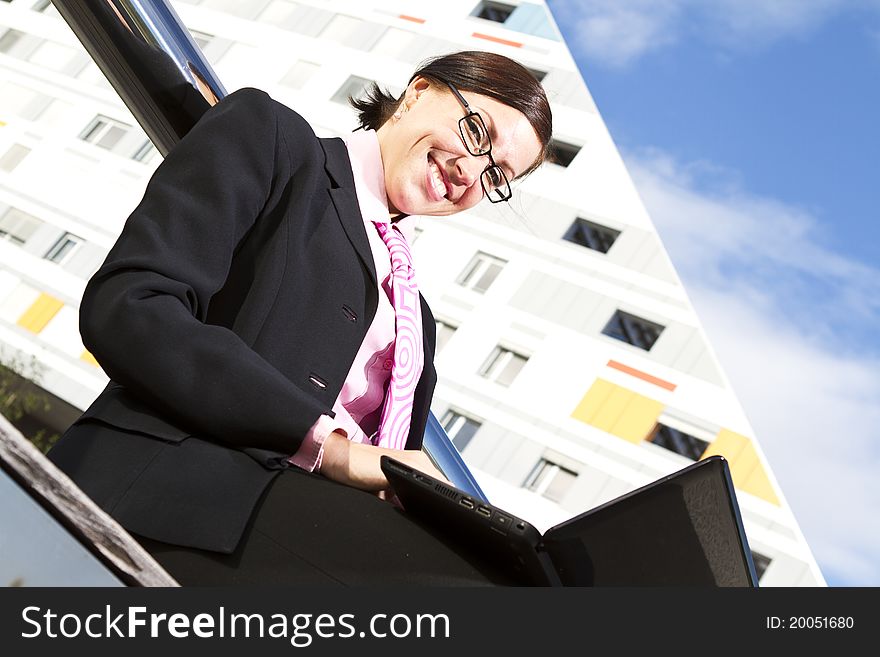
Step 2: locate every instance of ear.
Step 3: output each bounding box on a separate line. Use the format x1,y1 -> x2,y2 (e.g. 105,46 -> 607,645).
403,76 -> 432,110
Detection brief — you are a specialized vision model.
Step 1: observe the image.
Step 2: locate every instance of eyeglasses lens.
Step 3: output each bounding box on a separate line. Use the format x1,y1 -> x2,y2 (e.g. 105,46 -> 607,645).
462,115 -> 490,156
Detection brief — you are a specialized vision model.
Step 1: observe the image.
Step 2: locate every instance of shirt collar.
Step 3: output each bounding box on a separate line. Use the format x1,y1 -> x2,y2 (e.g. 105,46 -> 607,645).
342,129 -> 416,243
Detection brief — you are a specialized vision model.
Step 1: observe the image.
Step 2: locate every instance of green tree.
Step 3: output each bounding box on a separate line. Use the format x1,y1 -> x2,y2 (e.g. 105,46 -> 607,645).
0,353 -> 60,453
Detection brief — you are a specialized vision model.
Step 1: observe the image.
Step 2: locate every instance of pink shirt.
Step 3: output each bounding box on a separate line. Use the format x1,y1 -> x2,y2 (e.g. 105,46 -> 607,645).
288,129 -> 417,471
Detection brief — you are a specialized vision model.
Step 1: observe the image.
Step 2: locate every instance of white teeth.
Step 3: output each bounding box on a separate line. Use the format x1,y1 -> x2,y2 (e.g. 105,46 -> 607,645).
428,157 -> 446,199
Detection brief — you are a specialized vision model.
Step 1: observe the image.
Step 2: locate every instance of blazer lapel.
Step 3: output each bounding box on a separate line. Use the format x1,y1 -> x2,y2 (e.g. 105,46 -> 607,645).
320,137 -> 377,287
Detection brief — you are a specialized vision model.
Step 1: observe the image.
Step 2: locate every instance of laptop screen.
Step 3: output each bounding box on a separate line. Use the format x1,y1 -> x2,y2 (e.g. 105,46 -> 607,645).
543,457 -> 758,586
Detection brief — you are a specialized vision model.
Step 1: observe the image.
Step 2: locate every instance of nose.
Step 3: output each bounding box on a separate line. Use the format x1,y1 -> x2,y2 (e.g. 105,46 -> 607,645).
450,155 -> 483,189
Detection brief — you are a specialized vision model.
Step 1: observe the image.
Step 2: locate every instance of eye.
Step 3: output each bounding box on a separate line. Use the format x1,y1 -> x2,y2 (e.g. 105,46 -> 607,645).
483,166 -> 504,188
463,115 -> 489,152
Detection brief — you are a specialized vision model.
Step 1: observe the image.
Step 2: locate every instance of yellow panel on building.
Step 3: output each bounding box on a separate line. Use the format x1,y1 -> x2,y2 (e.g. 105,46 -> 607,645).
17,293 -> 64,334
589,384 -> 633,433
611,394 -> 664,443
704,429 -> 780,506
702,428 -> 748,462
571,378 -> 614,425
80,350 -> 100,367
742,462 -> 779,506
572,379 -> 664,444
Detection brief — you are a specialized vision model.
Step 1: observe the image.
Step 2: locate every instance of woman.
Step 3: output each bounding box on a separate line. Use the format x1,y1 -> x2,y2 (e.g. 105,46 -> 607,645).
48,50 -> 552,585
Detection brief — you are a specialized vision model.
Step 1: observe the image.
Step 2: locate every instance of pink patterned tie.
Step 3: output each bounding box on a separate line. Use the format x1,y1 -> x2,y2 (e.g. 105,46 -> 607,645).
372,221 -> 424,450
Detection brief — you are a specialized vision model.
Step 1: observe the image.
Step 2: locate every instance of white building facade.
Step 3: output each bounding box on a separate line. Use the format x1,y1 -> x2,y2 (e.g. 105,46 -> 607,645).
0,0 -> 824,585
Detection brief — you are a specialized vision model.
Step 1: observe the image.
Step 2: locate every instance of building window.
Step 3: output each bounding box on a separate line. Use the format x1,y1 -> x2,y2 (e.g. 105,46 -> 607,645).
473,1 -> 516,23
649,423 -> 709,461
199,0 -> 262,18
435,319 -> 457,352
457,252 -> 506,293
0,144 -> 31,172
280,60 -> 320,90
523,458 -> 577,502
257,0 -> 298,25
602,310 -> 665,351
525,66 -> 547,82
131,139 -> 156,163
440,409 -> 481,452
549,139 -> 581,167
0,29 -> 25,55
0,82 -> 52,121
79,115 -> 131,151
189,30 -> 213,50
44,232 -> 82,264
751,551 -> 772,582
371,27 -> 414,57
322,14 -> 363,40
26,40 -> 80,73
331,74 -> 374,105
563,218 -> 620,254
479,345 -> 527,386
0,208 -> 42,246
320,14 -> 369,47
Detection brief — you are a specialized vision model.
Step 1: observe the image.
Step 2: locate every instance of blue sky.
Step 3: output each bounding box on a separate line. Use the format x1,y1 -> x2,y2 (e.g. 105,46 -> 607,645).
546,0 -> 880,586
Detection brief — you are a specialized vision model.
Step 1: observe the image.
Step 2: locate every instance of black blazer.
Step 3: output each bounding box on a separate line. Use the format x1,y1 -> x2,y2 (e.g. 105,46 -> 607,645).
49,88 -> 437,553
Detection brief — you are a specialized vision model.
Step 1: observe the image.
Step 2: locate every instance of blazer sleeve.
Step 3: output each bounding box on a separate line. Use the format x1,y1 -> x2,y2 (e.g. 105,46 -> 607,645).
79,87 -> 330,454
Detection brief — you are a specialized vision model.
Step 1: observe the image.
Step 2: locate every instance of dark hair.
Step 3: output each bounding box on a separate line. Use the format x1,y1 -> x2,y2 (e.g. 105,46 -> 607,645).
350,50 -> 553,179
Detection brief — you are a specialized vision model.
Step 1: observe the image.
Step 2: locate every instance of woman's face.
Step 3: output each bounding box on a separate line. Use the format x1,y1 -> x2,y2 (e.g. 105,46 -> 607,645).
376,77 -> 542,217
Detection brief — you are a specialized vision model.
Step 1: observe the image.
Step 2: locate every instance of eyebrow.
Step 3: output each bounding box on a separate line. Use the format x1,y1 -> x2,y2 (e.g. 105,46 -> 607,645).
472,104 -> 516,179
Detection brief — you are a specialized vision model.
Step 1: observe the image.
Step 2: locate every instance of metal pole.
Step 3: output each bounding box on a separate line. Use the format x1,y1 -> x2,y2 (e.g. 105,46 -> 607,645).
51,0 -> 224,156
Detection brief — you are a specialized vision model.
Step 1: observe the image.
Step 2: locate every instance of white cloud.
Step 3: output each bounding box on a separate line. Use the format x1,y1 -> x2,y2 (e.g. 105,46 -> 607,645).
547,0 -> 877,67
629,149 -> 880,340
547,0 -> 684,67
699,0 -> 845,44
625,150 -> 880,585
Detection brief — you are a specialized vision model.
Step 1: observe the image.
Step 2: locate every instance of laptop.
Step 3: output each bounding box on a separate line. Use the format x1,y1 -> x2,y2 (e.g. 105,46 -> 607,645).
380,454 -> 759,587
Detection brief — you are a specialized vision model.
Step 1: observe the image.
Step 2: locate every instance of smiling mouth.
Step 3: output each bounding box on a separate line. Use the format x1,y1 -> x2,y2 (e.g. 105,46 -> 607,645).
427,154 -> 450,201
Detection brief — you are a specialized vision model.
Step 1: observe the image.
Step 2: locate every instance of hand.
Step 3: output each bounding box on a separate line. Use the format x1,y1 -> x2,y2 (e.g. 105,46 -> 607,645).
318,431 -> 451,492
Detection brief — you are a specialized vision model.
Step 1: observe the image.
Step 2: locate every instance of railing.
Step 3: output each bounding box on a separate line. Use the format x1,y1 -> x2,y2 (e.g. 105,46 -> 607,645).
50,0 -> 487,501
0,412 -> 177,586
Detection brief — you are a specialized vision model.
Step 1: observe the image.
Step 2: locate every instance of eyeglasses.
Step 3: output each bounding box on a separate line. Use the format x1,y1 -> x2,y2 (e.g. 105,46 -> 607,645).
444,81 -> 511,203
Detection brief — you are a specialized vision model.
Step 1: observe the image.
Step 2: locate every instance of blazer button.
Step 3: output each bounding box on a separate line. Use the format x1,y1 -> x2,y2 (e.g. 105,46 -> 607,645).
383,359 -> 393,371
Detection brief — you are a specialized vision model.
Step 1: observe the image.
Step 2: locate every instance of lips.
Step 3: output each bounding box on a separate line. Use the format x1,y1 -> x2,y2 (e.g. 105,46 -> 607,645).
426,154 -> 450,202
